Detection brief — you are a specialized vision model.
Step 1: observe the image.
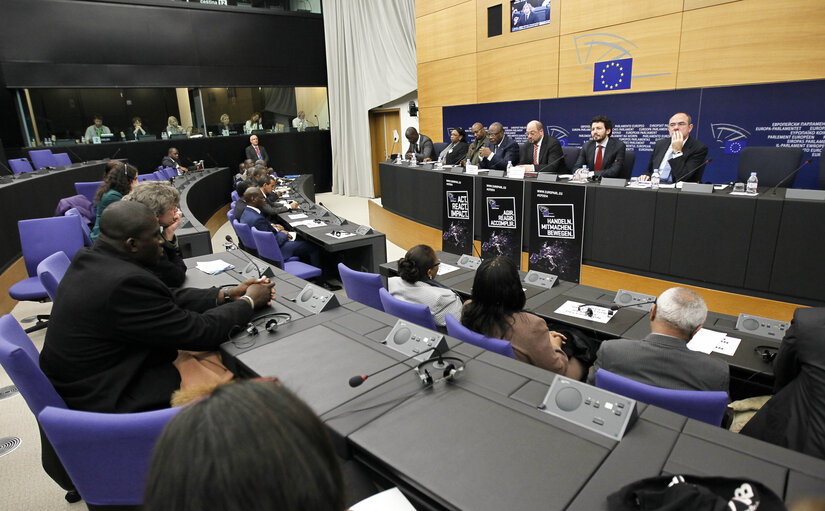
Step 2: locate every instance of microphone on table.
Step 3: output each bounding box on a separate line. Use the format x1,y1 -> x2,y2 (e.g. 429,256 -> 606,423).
768,159 -> 812,195
107,147 -> 121,161
0,160 -> 15,177
577,303 -> 616,317
66,147 -> 86,164
205,152 -> 220,168
317,201 -> 347,226
673,158 -> 712,184
349,347 -> 438,388
224,235 -> 274,278
611,298 -> 657,311
537,153 -> 566,175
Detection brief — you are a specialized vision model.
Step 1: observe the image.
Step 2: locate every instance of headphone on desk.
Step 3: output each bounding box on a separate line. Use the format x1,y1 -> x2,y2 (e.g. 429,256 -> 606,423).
245,312 -> 293,335
753,345 -> 778,363
414,356 -> 465,386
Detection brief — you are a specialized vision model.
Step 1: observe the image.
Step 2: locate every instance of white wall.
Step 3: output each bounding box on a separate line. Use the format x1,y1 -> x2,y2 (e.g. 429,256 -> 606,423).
372,90 -> 420,147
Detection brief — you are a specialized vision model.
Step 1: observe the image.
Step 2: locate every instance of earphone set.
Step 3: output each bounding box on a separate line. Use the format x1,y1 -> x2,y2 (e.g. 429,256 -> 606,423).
754,345 -> 778,363
414,356 -> 465,386
245,312 -> 293,335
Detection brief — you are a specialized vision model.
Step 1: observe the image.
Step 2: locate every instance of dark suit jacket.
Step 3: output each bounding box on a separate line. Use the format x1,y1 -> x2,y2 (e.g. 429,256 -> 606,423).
161,156 -> 195,173
406,134 -> 435,161
741,308 -> 825,459
240,206 -> 289,247
587,333 -> 729,392
645,136 -> 708,182
39,242 -> 254,413
519,135 -> 565,173
443,141 -> 469,165
245,144 -> 269,166
124,127 -> 148,141
479,135 -> 520,170
574,137 -> 627,178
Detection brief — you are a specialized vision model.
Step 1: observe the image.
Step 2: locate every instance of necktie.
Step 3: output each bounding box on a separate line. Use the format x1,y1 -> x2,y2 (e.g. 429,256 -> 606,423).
255,146 -> 261,158
659,147 -> 674,182
595,145 -> 603,172
533,144 -> 539,165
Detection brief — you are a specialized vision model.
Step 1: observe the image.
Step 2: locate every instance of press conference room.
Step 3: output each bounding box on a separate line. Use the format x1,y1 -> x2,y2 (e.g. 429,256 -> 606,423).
1,0 -> 825,510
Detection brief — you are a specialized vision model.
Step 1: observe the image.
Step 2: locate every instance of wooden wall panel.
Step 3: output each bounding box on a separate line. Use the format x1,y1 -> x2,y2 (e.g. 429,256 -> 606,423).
683,0 -> 739,10
475,0 -> 561,53
418,54 -> 478,107
678,0 -> 825,88
476,38 -> 560,104
558,14 -> 682,98
416,0 -> 471,18
560,0 -> 682,35
417,2 -> 477,63
418,106 -> 444,143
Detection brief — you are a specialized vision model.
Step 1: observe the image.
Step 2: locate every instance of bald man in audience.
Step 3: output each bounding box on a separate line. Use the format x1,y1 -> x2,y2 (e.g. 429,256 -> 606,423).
587,287 -> 729,392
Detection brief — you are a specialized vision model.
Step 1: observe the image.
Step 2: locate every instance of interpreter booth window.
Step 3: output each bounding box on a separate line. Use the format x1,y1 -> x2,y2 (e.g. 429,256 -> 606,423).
166,0 -> 321,14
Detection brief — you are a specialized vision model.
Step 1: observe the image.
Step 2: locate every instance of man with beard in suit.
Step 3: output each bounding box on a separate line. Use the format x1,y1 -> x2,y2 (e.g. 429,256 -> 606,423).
573,115 -> 627,179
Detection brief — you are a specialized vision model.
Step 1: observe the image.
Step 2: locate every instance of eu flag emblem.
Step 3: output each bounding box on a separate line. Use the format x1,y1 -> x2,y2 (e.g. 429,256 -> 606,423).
724,140 -> 747,154
593,58 -> 632,92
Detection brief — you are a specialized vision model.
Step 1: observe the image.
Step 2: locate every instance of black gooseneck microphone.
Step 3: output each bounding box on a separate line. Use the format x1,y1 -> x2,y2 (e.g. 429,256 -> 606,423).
349,347 -> 438,387
540,153 -> 566,174
224,235 -> 264,278
768,158 -> 812,195
66,147 -> 86,164
0,160 -> 15,177
674,158 -> 712,184
107,147 -> 121,161
205,152 -> 220,168
611,298 -> 657,311
317,201 -> 347,226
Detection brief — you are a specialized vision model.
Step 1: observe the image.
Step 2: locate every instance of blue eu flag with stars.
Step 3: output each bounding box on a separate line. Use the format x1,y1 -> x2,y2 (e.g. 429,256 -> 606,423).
593,58 -> 632,92
724,140 -> 748,154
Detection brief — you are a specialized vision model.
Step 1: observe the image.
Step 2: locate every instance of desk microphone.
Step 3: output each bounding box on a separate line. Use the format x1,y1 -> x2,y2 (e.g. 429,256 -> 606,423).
539,153 -> 566,174
768,158 -> 812,195
577,303 -> 615,317
0,161 -> 15,177
205,152 -> 220,169
66,147 -> 86,164
612,298 -> 657,311
107,147 -> 121,161
317,201 -> 347,225
224,235 -> 274,278
349,347 -> 438,387
674,158 -> 712,184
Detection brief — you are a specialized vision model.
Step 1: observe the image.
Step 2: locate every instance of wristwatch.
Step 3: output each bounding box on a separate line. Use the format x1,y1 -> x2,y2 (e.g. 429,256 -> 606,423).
222,288 -> 231,303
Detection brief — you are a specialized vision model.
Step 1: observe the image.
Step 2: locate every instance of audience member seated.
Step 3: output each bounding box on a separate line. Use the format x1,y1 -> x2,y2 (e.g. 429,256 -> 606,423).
161,147 -> 194,174
39,201 -> 274,413
388,245 -> 463,328
292,110 -> 309,131
216,113 -> 236,135
740,307 -> 825,460
464,122 -> 489,166
461,256 -> 585,379
90,162 -> 138,242
587,287 -> 729,392
244,134 -> 269,166
245,111 -> 263,133
404,127 -> 435,161
143,379 -> 346,511
438,127 -> 470,166
478,122 -> 520,171
123,181 -> 187,287
125,116 -> 149,140
166,116 -> 187,136
259,175 -> 299,216
84,114 -> 111,143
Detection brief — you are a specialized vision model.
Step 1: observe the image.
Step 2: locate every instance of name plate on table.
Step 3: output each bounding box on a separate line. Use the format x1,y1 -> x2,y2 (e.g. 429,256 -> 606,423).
537,173 -> 558,182
383,320 -> 448,362
450,166 -> 465,173
785,189 -> 825,201
680,182 -> 714,194
488,170 -> 505,177
600,177 -> 627,188
523,270 -> 557,289
456,254 -> 481,271
735,313 -> 789,340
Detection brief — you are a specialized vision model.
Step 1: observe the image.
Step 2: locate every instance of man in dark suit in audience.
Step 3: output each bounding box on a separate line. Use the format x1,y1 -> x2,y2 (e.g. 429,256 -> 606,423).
404,127 -> 435,161
39,201 -> 274,413
161,147 -> 194,174
244,135 -> 269,166
519,120 -> 564,173
587,287 -> 729,392
573,115 -> 627,178
640,112 -> 708,183
479,122 -> 520,170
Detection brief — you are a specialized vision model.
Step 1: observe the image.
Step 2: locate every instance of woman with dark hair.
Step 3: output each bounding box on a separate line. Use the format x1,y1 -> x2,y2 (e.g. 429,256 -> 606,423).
461,256 -> 585,379
439,127 -> 470,166
89,162 -> 139,241
388,245 -> 463,327
143,379 -> 347,511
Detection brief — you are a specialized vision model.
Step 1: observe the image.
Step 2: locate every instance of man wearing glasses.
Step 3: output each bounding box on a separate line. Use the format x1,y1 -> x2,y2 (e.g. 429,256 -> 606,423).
639,112 -> 708,183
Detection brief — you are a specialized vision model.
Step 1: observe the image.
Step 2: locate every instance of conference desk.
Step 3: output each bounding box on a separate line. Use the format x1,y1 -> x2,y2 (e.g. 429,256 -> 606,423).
379,162 -> 825,305
202,252 -> 825,511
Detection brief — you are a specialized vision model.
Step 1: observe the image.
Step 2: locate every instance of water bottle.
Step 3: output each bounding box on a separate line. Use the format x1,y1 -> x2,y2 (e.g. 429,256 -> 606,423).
651,171 -> 660,190
580,165 -> 589,182
395,152 -> 402,164
410,152 -> 417,165
746,172 -> 758,194
506,160 -> 513,173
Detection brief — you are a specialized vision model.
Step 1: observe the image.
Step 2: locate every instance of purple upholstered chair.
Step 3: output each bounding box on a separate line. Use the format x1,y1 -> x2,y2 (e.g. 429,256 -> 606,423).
9,158 -> 34,174
338,263 -> 384,311
64,208 -> 93,246
52,153 -> 73,167
36,252 -> 71,302
595,369 -> 729,426
379,288 -> 437,330
444,313 -> 515,358
231,219 -> 257,253
251,227 -> 321,280
230,190 -> 240,202
29,149 -> 57,169
74,181 -> 102,204
137,172 -> 157,182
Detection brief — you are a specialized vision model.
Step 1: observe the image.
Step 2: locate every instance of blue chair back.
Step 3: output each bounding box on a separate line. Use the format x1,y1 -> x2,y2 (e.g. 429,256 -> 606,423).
74,181 -> 102,203
29,149 -> 56,169
231,219 -> 257,251
0,315 -> 67,415
39,405 -> 181,506
445,314 -> 515,358
231,190 -> 240,202
137,172 -> 156,182
251,227 -> 285,265
595,369 -> 728,425
18,216 -> 85,278
65,208 -> 93,246
737,146 -> 804,187
620,150 -> 636,179
338,263 -> 384,311
562,146 -> 580,173
379,288 -> 438,330
152,170 -> 165,181
52,153 -> 72,167
37,251 -> 71,302
9,158 -> 34,174
162,166 -> 178,179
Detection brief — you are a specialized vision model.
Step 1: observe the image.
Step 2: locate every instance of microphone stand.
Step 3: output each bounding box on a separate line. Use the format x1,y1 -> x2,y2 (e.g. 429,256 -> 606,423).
767,159 -> 812,195
673,158 -> 712,185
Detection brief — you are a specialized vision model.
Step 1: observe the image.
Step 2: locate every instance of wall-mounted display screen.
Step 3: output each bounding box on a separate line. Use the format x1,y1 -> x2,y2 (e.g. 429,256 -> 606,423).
510,0 -> 551,32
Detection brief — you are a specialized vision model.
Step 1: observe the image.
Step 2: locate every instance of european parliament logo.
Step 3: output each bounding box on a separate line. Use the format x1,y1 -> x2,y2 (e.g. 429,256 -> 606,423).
725,140 -> 748,154
547,126 -> 570,146
593,58 -> 632,92
711,123 -> 751,154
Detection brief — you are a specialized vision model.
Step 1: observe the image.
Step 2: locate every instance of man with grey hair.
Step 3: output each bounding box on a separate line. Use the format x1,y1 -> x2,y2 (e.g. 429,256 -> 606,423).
123,181 -> 186,287
587,287 -> 729,391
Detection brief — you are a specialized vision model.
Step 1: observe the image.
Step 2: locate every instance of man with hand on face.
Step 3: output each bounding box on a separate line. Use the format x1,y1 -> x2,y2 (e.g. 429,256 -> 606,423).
40,201 -> 275,413
573,115 -> 626,179
519,120 -> 565,173
479,122 -> 520,170
640,112 -> 708,183
404,127 -> 435,162
244,135 -> 269,166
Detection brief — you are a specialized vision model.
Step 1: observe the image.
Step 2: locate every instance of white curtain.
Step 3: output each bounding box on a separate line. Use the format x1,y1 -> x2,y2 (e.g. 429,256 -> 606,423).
322,0 -> 417,197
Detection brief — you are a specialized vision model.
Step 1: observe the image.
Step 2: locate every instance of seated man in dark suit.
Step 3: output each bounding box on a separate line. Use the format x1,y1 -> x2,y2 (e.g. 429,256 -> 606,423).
640,112 -> 708,183
244,135 -> 269,166
741,307 -> 825,460
124,116 -> 150,140
587,287 -> 729,392
404,127 -> 435,161
161,147 -> 195,174
479,122 -> 520,171
519,120 -> 564,173
572,115 -> 627,179
39,201 -> 274,413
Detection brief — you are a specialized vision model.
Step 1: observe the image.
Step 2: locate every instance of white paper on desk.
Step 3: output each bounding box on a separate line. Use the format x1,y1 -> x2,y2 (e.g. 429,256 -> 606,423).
627,181 -> 652,188
659,183 -> 677,189
304,219 -> 327,228
714,184 -> 730,190
195,260 -> 234,275
713,335 -> 741,356
351,488 -> 415,511
289,219 -> 315,227
286,231 -> 297,241
559,174 -> 575,180
288,213 -> 308,219
554,300 -> 614,324
436,262 -> 460,275
728,191 -> 758,197
507,167 -> 526,179
687,328 -> 727,354
325,231 -> 356,239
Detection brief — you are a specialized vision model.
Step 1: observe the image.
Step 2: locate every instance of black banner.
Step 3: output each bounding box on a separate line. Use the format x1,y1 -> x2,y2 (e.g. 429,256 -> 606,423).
480,177 -> 524,268
442,174 -> 475,255
527,182 -> 586,282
